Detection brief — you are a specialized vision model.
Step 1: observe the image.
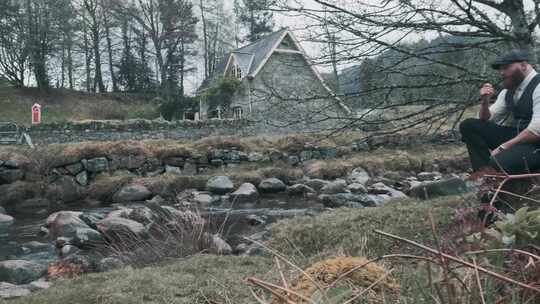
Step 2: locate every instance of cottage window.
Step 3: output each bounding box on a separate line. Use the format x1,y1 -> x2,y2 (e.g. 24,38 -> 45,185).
233,64 -> 243,79
233,107 -> 243,120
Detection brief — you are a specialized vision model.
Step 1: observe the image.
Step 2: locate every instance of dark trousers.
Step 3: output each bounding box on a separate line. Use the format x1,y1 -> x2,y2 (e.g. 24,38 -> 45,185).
459,118 -> 540,174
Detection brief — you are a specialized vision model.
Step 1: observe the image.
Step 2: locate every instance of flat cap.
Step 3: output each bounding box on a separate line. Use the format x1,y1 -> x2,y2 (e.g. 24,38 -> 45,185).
491,49 -> 530,69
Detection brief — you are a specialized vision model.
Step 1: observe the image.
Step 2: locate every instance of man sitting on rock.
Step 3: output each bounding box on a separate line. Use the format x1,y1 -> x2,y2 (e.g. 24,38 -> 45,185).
460,50 -> 540,177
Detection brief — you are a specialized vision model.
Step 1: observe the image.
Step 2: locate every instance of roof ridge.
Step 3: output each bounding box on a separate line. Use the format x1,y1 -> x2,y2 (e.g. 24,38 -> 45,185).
235,28 -> 288,51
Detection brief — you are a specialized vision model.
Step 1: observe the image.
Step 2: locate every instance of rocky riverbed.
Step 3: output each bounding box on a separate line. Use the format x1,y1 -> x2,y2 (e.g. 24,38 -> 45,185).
0,164 -> 478,300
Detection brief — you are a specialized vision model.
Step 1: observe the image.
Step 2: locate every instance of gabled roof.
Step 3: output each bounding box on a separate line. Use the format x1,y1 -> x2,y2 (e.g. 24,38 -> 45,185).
197,28 -> 352,114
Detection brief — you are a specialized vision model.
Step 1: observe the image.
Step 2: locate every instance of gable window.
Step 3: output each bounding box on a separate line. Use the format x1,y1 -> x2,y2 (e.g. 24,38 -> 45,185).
233,64 -> 243,79
233,106 -> 243,120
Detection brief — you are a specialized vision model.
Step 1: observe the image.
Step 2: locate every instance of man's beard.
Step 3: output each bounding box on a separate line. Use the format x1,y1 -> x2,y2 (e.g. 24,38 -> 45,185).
503,70 -> 526,90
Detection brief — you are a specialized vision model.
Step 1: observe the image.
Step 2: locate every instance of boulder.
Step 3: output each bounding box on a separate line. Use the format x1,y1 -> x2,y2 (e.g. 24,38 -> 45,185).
258,178 -> 287,193
96,217 -> 148,239
347,167 -> 370,185
0,169 -> 24,184
112,184 -> 153,203
320,179 -> 348,194
0,282 -> 30,299
83,157 -> 109,173
287,184 -> 316,195
230,183 -> 259,203
3,160 -> 19,169
45,176 -> 84,204
206,176 -> 234,194
408,177 -> 468,199
0,260 -> 47,284
45,211 -> 87,240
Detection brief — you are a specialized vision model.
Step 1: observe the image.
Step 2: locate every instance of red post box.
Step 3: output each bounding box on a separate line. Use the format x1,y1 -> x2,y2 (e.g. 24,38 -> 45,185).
32,103 -> 41,125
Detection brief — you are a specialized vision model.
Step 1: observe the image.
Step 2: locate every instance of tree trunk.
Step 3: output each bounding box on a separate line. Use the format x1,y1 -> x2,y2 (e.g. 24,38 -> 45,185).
199,0 -> 209,79
104,12 -> 118,91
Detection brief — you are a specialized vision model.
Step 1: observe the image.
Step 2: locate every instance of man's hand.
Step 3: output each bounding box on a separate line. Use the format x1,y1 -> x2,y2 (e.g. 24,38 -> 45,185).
480,83 -> 495,103
491,145 -> 505,157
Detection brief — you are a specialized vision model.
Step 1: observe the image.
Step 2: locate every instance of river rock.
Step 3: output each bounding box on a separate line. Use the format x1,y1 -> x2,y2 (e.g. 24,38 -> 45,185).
0,213 -> 14,238
408,177 -> 468,199
320,179 -> 348,194
13,198 -> 50,216
165,165 -> 182,175
287,184 -> 316,195
369,183 -> 408,199
183,162 -> 198,175
258,178 -> 286,193
205,233 -> 232,255
193,192 -> 213,205
304,179 -> 330,191
45,211 -> 87,240
96,217 -> 148,239
83,157 -> 109,173
65,162 -> 84,175
27,279 -> 51,291
0,260 -> 47,284
417,171 -> 442,181
347,167 -> 370,185
318,193 -> 378,208
75,171 -> 88,186
0,282 -> 30,299
72,227 -> 104,248
347,183 -> 368,194
112,184 -> 153,203
230,183 -> 259,203
206,176 -> 234,194
45,176 -> 85,204
0,169 -> 24,184
248,152 -> 265,162
3,160 -> 19,169
98,257 -> 124,272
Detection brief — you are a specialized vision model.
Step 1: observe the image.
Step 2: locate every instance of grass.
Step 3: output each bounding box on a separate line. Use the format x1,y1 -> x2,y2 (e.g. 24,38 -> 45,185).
2,255 -> 274,304
1,195 -> 481,304
0,87 -> 159,125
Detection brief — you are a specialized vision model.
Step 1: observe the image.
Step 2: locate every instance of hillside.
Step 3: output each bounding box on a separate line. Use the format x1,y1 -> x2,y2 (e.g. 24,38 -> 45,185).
0,86 -> 159,125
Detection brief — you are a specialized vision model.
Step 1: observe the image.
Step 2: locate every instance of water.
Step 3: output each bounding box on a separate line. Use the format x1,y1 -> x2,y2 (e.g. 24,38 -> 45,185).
1,194 -> 322,263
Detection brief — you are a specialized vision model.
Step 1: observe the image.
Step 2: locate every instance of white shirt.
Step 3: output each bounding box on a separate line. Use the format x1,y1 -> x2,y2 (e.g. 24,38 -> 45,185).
488,70 -> 540,136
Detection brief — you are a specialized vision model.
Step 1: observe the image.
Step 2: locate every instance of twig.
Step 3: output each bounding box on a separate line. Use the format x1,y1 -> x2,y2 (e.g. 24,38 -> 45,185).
342,269 -> 394,304
472,257 -> 486,304
275,257 -> 289,299
250,287 -> 271,304
373,229 -> 540,293
247,277 -> 316,304
465,248 -> 540,261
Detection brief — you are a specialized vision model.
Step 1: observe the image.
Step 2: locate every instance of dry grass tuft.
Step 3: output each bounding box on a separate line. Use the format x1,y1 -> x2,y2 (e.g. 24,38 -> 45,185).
134,174 -> 209,197
87,175 -> 135,203
270,256 -> 400,304
194,136 -> 250,152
